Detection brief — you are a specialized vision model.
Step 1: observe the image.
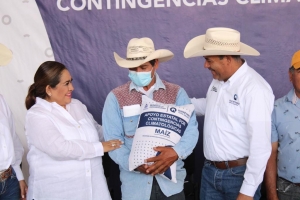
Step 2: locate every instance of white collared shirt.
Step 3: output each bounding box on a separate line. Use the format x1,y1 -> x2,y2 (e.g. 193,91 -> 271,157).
25,97 -> 111,200
138,84 -> 155,97
0,94 -> 24,180
191,61 -> 274,197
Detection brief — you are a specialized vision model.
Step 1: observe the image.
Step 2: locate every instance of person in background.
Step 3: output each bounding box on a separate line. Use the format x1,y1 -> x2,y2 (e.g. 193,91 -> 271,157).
0,43 -> 27,200
265,50 -> 300,200
25,61 -> 122,200
102,37 -> 199,200
184,27 -> 274,200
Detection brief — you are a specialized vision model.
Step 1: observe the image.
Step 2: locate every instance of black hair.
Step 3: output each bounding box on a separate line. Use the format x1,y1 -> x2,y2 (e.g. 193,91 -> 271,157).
25,61 -> 67,109
149,59 -> 157,66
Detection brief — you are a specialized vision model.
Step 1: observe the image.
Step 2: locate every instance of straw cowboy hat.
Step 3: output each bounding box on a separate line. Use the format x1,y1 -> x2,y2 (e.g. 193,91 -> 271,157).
0,43 -> 13,66
114,37 -> 174,68
184,27 -> 260,58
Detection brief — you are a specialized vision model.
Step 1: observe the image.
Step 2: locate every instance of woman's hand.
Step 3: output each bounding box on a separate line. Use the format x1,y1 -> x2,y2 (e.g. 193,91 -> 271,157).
102,139 -> 123,152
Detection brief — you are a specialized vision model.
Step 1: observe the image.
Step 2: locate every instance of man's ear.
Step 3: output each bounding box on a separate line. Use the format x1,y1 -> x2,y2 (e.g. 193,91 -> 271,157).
289,71 -> 293,82
224,55 -> 232,64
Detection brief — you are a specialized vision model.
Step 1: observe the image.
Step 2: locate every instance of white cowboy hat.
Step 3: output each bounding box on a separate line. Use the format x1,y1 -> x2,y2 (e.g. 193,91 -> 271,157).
184,27 -> 260,58
114,37 -> 174,68
0,43 -> 13,66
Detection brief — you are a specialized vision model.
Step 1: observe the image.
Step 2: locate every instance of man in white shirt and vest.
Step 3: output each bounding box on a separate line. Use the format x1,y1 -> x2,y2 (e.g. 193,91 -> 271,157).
183,27 -> 274,200
0,43 -> 27,199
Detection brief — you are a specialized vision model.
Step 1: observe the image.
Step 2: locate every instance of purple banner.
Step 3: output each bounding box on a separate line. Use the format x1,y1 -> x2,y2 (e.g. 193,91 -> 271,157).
36,0 -> 300,123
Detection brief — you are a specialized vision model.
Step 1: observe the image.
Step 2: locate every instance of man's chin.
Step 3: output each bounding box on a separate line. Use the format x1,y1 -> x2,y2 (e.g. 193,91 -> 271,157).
212,75 -> 218,80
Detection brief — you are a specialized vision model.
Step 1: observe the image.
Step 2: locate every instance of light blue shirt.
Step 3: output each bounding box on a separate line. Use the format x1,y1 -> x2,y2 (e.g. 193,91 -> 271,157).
271,89 -> 300,183
102,75 -> 199,200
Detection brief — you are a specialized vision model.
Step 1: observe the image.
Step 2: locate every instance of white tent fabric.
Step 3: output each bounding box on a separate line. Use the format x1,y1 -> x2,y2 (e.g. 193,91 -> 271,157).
0,0 -> 53,180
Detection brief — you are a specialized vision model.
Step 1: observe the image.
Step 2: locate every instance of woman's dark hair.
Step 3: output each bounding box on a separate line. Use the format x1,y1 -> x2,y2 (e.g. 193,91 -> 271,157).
25,61 -> 67,110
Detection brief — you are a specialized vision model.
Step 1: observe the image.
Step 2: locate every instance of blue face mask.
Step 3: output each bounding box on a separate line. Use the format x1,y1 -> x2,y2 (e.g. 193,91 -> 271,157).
128,68 -> 154,87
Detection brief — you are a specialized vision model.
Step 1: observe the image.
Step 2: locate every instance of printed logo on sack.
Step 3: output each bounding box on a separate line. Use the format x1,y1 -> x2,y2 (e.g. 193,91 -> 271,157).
211,86 -> 217,92
144,104 -> 148,110
170,107 -> 177,113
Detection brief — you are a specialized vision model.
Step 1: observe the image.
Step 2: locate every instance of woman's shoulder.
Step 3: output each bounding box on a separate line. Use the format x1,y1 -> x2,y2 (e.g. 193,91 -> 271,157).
70,98 -> 81,104
69,98 -> 89,112
27,98 -> 52,117
26,103 -> 48,116
70,98 -> 86,108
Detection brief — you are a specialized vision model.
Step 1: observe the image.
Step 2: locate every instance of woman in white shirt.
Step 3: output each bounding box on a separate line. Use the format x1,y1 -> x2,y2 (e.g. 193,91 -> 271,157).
25,61 -> 122,200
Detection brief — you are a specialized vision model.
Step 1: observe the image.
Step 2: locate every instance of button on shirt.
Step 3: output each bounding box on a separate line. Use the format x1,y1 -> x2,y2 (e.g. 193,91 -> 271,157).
25,98 -> 110,200
0,94 -> 24,180
102,74 -> 199,200
191,61 -> 274,196
271,89 -> 300,183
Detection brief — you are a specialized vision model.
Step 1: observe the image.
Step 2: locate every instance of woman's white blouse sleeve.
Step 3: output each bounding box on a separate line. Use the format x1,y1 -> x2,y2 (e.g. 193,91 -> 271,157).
26,112 -> 104,160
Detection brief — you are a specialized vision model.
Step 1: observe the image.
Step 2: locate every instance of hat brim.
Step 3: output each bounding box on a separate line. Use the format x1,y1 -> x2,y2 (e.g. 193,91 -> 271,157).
184,35 -> 260,58
114,49 -> 174,68
0,43 -> 13,66
293,62 -> 300,70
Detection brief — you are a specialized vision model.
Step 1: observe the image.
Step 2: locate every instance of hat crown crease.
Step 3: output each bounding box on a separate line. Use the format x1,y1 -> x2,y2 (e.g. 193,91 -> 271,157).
114,37 -> 173,68
127,46 -> 154,59
126,38 -> 155,59
183,27 -> 260,58
204,30 -> 241,52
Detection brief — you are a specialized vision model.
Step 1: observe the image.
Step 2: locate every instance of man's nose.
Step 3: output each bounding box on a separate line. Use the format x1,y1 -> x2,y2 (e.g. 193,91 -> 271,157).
204,61 -> 210,68
136,68 -> 143,72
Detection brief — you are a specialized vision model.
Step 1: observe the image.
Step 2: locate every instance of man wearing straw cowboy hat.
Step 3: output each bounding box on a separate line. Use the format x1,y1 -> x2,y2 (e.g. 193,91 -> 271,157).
0,43 -> 28,199
102,37 -> 199,200
184,27 -> 274,200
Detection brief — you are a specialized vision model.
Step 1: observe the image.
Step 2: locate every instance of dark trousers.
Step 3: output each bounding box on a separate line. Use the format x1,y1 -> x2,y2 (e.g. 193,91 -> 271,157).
277,177 -> 300,200
150,178 -> 185,200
